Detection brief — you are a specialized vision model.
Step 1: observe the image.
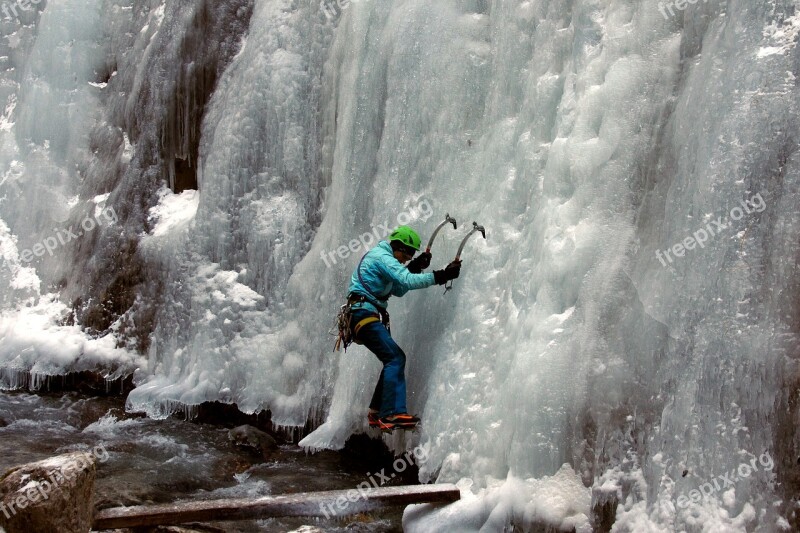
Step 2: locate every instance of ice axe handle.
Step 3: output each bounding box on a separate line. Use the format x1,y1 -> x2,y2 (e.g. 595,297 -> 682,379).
425,213 -> 457,253
444,222 -> 485,294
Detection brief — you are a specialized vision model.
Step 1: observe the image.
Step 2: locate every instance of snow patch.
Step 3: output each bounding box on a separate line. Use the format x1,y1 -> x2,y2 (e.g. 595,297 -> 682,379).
0,295 -> 143,387
758,14 -> 800,57
404,465 -> 591,532
146,187 -> 199,238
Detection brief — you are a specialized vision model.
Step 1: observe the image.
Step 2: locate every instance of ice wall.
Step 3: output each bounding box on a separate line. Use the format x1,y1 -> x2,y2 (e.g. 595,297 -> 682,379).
0,0 -> 145,383
127,0 -> 333,423
1,0 -> 798,530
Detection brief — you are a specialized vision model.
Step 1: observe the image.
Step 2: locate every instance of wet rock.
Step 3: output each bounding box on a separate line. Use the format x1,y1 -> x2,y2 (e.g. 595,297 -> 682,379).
152,526 -> 228,532
66,399 -> 135,431
0,452 -> 96,533
228,425 -> 278,459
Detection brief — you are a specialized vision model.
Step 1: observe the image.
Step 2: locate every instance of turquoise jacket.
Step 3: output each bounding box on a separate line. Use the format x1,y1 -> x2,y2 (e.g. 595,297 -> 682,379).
348,241 -> 435,313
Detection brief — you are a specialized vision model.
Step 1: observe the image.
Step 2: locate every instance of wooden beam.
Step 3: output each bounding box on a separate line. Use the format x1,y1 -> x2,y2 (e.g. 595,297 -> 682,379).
93,483 -> 460,529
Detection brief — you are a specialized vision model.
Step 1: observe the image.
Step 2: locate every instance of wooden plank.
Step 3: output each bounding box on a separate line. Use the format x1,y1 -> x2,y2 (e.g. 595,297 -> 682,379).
93,483 -> 460,529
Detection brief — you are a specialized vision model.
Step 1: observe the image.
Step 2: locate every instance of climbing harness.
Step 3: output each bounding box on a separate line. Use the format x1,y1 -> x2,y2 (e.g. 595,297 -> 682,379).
333,295 -> 390,352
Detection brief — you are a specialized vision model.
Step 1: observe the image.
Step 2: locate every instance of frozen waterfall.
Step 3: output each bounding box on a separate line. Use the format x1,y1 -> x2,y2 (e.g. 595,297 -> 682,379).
0,0 -> 798,530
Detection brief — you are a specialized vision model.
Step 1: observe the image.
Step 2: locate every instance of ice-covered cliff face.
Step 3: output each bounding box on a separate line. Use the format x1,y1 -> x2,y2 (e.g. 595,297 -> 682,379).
1,0 -> 798,530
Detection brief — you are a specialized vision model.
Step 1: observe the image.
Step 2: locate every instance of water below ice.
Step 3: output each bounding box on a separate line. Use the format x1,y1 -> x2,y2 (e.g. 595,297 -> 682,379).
0,391 -> 406,532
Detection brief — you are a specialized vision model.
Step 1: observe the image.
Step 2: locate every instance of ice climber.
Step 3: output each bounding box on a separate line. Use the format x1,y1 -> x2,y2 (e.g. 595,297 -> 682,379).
346,225 -> 461,431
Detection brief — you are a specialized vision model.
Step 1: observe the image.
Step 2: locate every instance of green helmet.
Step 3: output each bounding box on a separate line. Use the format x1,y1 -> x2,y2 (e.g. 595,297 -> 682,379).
389,225 -> 421,251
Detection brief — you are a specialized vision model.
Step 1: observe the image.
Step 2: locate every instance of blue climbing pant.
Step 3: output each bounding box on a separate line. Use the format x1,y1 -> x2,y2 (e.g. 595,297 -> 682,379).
351,308 -> 407,418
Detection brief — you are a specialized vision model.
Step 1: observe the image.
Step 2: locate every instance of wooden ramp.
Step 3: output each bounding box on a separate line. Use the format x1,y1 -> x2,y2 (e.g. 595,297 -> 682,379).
93,483 -> 460,529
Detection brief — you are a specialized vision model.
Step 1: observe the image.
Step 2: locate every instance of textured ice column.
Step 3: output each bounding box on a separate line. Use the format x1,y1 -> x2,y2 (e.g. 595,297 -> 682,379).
128,0 -> 333,423
405,0 -> 679,488
0,0 -> 147,381
622,1 -> 799,529
0,0 -> 107,289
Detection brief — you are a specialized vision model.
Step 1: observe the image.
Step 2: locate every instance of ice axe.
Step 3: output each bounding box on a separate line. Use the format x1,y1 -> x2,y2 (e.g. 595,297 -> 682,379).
444,221 -> 486,294
425,213 -> 457,253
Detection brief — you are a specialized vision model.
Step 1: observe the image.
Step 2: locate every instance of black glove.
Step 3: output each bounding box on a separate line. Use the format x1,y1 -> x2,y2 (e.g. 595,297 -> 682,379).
407,252 -> 432,274
433,260 -> 461,285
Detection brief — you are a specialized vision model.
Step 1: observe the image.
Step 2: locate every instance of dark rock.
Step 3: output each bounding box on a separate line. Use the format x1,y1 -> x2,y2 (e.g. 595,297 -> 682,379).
2,370 -> 134,396
191,401 -> 272,430
591,486 -> 618,533
228,425 -> 278,460
0,452 -> 96,533
152,526 -> 229,532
